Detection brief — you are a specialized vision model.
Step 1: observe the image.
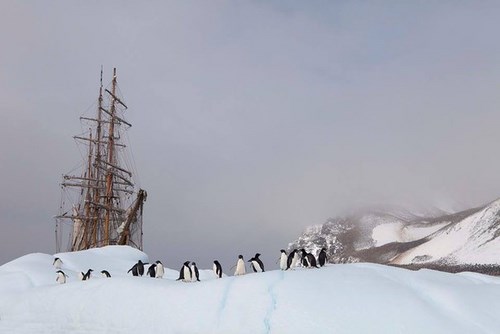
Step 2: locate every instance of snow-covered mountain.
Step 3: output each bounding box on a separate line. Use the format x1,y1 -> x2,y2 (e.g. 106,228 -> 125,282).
392,200 -> 500,266
288,199 -> 500,271
1,246 -> 500,333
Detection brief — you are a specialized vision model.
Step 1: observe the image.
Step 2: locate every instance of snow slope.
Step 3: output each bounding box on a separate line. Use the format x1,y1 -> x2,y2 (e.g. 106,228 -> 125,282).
1,246 -> 500,333
372,221 -> 450,247
392,200 -> 500,265
289,199 -> 500,268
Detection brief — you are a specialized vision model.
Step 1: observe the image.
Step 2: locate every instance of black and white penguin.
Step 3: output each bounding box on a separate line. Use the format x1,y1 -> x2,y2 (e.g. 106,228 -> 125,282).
56,270 -> 68,284
286,249 -> 299,270
190,262 -> 200,282
248,253 -> 265,273
127,263 -> 139,276
147,264 -> 157,278
80,269 -> 93,281
279,250 -> 288,270
53,257 -> 63,269
177,261 -> 192,282
234,255 -> 246,276
155,260 -> 164,279
301,254 -> 309,267
213,260 -> 223,278
101,270 -> 112,278
137,260 -> 146,276
307,252 -> 318,268
318,248 -> 327,267
300,249 -> 318,268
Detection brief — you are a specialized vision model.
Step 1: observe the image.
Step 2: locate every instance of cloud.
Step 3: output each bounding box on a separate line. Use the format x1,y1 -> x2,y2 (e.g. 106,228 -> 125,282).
1,1 -> 500,268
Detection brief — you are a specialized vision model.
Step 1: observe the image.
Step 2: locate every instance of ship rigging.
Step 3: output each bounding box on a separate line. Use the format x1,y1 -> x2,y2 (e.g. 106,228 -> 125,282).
55,68 -> 146,252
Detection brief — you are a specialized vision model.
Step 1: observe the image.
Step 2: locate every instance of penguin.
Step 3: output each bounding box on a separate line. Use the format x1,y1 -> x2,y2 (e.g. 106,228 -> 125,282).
177,261 -> 192,282
279,250 -> 288,270
147,263 -> 157,278
286,249 -> 299,270
53,257 -> 63,269
300,249 -> 318,268
213,260 -> 223,278
155,260 -> 164,278
307,252 -> 318,268
56,270 -> 68,284
80,269 -> 93,281
301,254 -> 309,267
248,253 -> 265,273
234,255 -> 246,276
190,262 -> 200,282
101,270 -> 111,278
127,263 -> 139,276
318,248 -> 327,267
136,260 -> 146,276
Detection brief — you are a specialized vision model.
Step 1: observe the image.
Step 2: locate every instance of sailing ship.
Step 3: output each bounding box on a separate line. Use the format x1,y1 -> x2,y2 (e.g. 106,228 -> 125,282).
55,68 -> 147,252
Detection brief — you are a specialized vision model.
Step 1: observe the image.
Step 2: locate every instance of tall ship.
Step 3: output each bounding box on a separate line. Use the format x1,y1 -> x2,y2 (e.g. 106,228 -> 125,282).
55,68 -> 147,252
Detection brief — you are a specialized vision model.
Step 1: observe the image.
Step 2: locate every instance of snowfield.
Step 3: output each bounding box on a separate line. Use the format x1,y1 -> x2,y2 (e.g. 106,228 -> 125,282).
1,246 -> 500,333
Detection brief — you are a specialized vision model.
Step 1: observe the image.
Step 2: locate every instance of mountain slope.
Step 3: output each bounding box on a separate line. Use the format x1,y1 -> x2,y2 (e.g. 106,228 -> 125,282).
392,200 -> 500,265
288,199 -> 500,270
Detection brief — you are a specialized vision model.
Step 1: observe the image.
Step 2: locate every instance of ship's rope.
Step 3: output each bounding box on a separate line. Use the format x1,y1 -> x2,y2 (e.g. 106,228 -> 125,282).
123,131 -> 141,189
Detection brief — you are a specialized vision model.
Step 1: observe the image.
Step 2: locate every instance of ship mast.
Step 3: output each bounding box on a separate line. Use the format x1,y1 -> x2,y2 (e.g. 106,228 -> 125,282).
103,68 -> 118,245
55,68 -> 146,252
91,67 -> 104,247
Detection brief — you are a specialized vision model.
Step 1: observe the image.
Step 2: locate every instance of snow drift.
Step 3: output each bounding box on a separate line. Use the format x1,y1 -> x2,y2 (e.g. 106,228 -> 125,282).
1,246 -> 500,333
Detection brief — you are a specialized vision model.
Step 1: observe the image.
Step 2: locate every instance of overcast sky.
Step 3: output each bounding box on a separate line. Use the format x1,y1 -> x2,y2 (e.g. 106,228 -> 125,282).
1,1 -> 500,269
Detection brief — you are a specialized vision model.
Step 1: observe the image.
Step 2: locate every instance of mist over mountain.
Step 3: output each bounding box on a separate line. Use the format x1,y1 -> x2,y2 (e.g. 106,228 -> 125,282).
288,197 -> 500,274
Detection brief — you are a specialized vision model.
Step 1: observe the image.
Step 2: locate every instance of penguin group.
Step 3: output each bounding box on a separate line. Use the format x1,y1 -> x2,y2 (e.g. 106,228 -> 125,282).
52,247 -> 330,285
283,248 -> 328,270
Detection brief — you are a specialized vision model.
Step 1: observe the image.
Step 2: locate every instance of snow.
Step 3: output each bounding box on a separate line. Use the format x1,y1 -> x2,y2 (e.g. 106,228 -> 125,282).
392,199 -> 500,265
372,222 -> 405,246
401,222 -> 450,242
1,246 -> 500,333
372,221 -> 450,247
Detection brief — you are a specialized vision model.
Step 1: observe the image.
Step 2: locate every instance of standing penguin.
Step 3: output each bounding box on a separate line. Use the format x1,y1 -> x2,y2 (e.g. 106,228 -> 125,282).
136,260 -> 146,276
56,270 -> 68,284
248,253 -> 265,273
213,260 -> 223,278
127,263 -> 139,276
147,263 -> 157,278
234,255 -> 246,276
53,257 -> 63,269
279,250 -> 288,270
318,248 -> 327,267
155,260 -> 164,279
190,262 -> 200,282
286,249 -> 299,270
177,261 -> 192,282
307,252 -> 318,268
301,249 -> 318,268
101,270 -> 112,278
301,253 -> 309,267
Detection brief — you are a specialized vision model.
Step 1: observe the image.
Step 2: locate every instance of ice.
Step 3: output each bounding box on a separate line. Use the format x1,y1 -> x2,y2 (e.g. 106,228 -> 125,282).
1,246 -> 499,333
